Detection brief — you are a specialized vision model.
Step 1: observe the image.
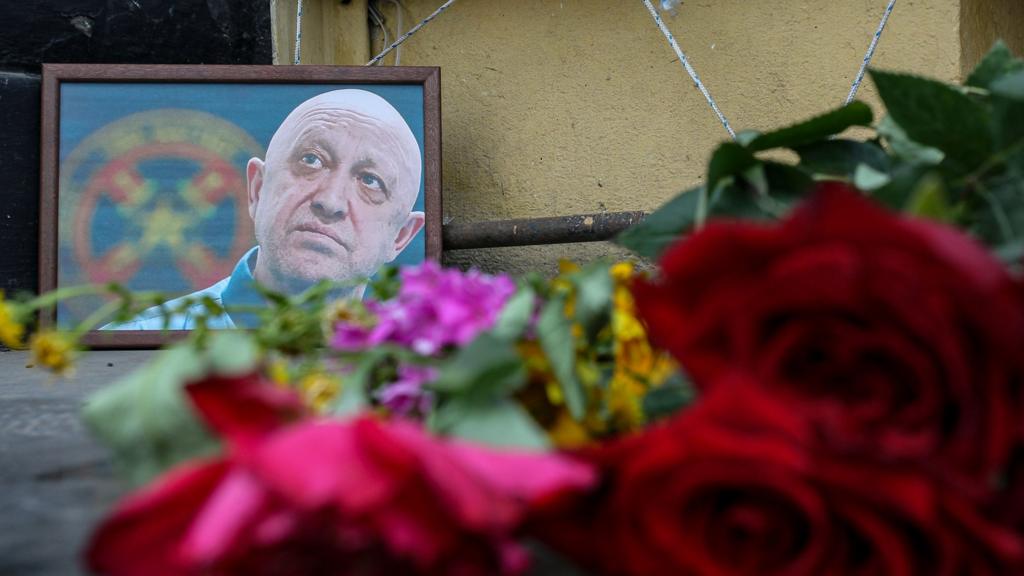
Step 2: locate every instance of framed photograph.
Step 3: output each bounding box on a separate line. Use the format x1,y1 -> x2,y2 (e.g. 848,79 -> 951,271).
39,64 -> 441,348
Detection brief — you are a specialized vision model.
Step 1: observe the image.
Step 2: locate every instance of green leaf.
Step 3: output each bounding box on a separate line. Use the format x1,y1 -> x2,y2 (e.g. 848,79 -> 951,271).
706,142 -> 758,195
877,116 -> 945,166
746,101 -> 874,152
429,333 -> 526,396
905,174 -> 954,222
569,263 -> 613,337
82,332 -> 261,486
871,70 -> 994,174
641,372 -> 695,423
742,163 -> 769,196
993,69 -> 1024,101
994,240 -> 1024,267
871,162 -> 932,211
761,162 -> 815,200
367,266 -> 401,300
83,350 -> 212,485
536,297 -> 585,420
204,330 -> 262,374
327,348 -> 394,416
705,162 -> 814,223
491,286 -> 536,341
796,139 -> 891,177
853,163 -> 893,191
991,70 -> 1024,166
735,130 -> 761,147
974,176 -> 1024,245
966,40 -> 1024,89
614,185 -> 701,259
437,399 -> 550,450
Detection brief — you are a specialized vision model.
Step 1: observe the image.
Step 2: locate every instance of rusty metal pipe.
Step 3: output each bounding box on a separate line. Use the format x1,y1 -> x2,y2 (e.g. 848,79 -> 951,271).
442,211 -> 648,250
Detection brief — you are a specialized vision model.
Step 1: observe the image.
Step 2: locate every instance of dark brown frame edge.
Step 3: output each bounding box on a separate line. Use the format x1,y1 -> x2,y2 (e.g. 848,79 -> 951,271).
39,63 -> 442,349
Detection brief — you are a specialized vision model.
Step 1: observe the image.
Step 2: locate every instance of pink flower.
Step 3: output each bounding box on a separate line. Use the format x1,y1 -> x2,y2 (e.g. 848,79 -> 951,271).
331,262 -> 517,356
86,372 -> 595,576
374,364 -> 438,417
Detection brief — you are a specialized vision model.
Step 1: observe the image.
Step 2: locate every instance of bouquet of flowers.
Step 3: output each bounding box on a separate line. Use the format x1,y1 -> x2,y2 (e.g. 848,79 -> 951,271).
10,43 -> 1024,575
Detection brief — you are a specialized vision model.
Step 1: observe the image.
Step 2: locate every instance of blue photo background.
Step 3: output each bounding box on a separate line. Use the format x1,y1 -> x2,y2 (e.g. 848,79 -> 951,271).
57,82 -> 425,326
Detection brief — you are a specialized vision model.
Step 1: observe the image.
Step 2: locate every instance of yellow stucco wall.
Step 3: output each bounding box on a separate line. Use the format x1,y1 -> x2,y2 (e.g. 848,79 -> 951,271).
277,1 -> 965,275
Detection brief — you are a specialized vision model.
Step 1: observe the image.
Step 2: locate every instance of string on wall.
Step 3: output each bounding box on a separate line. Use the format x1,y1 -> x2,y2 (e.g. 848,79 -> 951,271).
291,0 -> 899,144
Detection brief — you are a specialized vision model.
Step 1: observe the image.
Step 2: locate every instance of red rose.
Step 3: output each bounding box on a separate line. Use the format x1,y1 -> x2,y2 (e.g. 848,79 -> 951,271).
86,373 -> 596,576
531,382 -> 1023,576
634,184 -> 1024,487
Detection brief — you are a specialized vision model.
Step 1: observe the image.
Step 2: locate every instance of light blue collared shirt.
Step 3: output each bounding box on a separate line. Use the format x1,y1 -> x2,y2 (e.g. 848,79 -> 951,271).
102,247 -> 263,330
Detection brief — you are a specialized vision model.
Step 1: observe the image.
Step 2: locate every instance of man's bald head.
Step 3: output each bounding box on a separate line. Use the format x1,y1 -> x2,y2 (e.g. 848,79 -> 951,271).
246,89 -> 426,296
265,89 -> 422,213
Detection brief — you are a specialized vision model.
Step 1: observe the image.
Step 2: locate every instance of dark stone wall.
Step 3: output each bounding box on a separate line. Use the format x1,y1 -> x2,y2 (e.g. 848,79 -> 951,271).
0,0 -> 273,297
0,0 -> 272,70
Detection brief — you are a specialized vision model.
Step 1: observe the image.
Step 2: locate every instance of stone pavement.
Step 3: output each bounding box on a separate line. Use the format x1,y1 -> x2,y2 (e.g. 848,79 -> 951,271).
0,350 -> 154,575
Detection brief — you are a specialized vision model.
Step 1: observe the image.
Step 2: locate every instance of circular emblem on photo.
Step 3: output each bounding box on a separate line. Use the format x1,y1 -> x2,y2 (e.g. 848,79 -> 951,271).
58,109 -> 262,324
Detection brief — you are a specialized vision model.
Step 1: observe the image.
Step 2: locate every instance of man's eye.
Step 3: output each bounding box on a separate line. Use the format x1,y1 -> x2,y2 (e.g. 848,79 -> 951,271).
359,172 -> 384,191
299,153 -> 323,168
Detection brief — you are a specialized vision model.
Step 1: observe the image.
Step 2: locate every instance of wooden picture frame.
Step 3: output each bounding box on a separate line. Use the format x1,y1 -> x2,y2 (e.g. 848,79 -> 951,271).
39,64 -> 442,348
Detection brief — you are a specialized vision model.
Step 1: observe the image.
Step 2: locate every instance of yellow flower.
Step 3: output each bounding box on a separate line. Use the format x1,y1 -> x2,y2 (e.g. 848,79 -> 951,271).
267,358 -> 291,386
547,411 -> 592,449
0,293 -> 25,349
297,371 -> 342,412
609,260 -> 635,282
604,260 -> 678,430
29,330 -> 77,376
321,298 -> 375,338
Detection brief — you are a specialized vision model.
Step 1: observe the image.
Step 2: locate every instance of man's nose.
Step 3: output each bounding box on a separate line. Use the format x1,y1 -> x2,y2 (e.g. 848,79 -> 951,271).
309,172 -> 352,223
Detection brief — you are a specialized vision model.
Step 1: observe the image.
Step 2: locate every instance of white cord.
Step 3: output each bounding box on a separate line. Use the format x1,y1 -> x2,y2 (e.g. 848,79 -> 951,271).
383,0 -> 405,66
641,0 -> 735,139
368,3 -> 390,65
293,0 -> 304,65
366,0 -> 457,66
845,0 -> 898,104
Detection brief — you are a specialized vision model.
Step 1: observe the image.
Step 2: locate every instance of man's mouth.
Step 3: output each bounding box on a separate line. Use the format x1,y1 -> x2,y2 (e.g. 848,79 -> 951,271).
292,223 -> 348,250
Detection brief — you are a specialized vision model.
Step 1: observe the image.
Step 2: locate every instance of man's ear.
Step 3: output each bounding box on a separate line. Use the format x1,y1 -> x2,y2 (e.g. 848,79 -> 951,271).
246,158 -> 265,221
388,211 -> 426,261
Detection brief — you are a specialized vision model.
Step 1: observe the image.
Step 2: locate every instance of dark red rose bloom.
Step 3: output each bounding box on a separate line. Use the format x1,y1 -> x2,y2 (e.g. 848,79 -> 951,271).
86,373 -> 596,576
531,382 -> 1024,576
633,184 -> 1024,487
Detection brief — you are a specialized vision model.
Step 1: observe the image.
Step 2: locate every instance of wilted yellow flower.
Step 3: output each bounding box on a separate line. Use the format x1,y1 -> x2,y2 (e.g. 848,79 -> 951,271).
29,330 -> 77,376
321,298 -> 375,338
0,293 -> 25,349
298,371 -> 342,412
554,259 -> 581,318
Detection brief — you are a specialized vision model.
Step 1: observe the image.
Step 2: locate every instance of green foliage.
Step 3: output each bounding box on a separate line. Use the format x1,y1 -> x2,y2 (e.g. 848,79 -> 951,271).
966,40 -> 1024,89
641,371 -> 695,423
430,334 -> 526,396
565,262 -> 614,339
82,331 -> 260,486
427,334 -> 545,449
615,185 -> 701,259
491,285 -> 536,341
432,398 -> 550,450
871,70 -> 994,175
616,41 -> 1024,265
745,101 -> 874,152
537,296 -> 586,419
367,265 -> 402,301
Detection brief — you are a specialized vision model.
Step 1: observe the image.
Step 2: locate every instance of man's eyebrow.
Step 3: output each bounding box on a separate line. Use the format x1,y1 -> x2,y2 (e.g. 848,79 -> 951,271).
289,129 -> 332,154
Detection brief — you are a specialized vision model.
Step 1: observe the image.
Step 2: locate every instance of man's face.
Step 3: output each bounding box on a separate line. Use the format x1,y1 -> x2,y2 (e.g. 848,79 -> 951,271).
248,90 -> 424,294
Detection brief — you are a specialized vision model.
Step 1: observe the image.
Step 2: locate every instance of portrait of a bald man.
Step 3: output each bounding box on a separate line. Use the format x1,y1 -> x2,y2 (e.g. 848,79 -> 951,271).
106,89 -> 424,330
